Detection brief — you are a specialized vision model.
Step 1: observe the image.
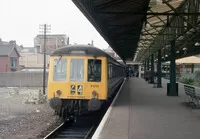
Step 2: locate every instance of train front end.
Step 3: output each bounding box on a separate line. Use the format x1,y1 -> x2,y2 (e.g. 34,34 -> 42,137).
47,53 -> 108,118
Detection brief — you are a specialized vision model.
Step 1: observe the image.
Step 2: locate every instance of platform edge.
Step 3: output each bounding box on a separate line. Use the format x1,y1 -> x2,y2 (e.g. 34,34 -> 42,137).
92,78 -> 126,139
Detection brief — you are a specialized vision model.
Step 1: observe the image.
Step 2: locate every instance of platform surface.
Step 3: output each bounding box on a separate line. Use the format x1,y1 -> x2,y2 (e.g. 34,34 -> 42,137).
97,78 -> 200,139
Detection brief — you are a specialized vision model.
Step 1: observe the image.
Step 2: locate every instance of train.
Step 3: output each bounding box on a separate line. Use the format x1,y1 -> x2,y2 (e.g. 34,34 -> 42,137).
47,44 -> 126,119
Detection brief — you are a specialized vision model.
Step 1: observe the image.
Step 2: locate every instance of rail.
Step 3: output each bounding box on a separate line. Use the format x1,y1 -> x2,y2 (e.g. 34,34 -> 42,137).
43,122 -> 95,139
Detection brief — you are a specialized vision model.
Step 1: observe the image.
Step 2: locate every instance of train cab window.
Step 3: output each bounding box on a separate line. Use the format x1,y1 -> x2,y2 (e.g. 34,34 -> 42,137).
70,59 -> 84,82
53,59 -> 67,81
88,59 -> 101,82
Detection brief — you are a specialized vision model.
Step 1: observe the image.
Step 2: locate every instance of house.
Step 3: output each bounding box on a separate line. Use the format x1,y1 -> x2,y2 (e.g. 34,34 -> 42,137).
18,45 -> 50,69
19,52 -> 50,68
0,45 -> 20,72
34,34 -> 69,54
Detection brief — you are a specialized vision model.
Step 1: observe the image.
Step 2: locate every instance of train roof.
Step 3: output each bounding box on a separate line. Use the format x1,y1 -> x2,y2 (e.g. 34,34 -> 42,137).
51,44 -> 125,66
51,45 -> 109,57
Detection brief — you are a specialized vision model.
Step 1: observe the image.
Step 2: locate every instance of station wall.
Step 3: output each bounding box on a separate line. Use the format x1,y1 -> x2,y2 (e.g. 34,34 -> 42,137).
0,72 -> 48,87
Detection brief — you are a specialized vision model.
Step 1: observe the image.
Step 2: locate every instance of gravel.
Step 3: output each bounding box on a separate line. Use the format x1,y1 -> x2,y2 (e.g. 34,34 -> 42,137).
0,88 -> 59,139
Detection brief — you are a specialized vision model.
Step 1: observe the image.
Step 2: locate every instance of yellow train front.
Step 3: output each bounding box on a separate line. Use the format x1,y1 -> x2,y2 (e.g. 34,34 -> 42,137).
48,45 -> 125,118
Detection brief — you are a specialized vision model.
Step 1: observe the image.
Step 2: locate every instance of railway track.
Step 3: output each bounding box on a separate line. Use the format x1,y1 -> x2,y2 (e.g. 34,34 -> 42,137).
43,82 -> 124,139
44,122 -> 95,139
43,112 -> 102,139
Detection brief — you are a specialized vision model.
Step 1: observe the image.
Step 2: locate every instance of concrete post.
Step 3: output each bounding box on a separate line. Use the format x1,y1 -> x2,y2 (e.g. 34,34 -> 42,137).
139,65 -> 141,78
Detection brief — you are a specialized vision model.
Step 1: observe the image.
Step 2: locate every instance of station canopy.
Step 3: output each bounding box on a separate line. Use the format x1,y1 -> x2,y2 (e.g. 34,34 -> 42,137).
72,0 -> 200,63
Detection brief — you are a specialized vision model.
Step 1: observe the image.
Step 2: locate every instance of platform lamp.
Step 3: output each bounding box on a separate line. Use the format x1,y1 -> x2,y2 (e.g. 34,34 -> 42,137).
195,42 -> 200,47
183,47 -> 187,55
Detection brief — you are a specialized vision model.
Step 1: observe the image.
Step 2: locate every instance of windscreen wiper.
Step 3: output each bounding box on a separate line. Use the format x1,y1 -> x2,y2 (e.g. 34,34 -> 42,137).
55,55 -> 63,66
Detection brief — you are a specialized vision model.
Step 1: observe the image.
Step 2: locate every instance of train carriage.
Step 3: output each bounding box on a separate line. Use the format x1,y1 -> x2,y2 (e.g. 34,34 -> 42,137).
48,45 -> 125,119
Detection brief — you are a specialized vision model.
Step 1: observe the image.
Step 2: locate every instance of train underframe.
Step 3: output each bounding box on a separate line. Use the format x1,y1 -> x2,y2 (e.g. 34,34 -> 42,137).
49,97 -> 111,121
49,79 -> 124,121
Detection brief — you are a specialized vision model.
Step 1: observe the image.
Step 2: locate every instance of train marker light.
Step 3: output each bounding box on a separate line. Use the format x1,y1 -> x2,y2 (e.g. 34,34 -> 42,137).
92,90 -> 98,99
56,90 -> 62,96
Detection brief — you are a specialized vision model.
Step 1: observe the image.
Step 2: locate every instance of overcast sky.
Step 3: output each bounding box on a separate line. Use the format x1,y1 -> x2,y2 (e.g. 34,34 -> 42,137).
0,0 -> 109,49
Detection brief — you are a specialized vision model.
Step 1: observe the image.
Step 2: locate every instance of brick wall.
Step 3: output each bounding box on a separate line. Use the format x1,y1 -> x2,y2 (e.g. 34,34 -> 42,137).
0,57 -> 9,72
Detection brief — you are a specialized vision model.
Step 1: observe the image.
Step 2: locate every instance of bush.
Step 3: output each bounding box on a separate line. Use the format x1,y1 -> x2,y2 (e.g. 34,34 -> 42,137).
193,81 -> 200,88
195,71 -> 200,81
179,77 -> 194,85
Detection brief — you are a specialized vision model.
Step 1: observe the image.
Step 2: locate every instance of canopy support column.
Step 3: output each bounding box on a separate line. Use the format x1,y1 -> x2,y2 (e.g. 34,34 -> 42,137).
157,49 -> 162,88
150,54 -> 154,83
167,40 -> 178,96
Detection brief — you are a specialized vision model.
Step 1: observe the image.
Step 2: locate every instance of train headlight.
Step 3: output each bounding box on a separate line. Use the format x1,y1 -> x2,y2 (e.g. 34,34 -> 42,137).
92,90 -> 98,98
56,90 -> 62,96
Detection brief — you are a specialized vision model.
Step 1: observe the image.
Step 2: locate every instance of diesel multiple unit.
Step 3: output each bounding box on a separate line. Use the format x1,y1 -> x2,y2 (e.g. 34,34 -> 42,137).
47,45 -> 125,119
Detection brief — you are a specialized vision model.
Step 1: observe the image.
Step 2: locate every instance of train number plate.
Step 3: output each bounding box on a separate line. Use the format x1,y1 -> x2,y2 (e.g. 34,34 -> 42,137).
70,85 -> 76,94
77,85 -> 83,95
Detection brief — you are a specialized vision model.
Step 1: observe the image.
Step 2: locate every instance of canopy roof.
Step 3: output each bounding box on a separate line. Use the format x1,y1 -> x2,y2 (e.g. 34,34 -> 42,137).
165,55 -> 200,64
72,0 -> 150,61
73,0 -> 200,63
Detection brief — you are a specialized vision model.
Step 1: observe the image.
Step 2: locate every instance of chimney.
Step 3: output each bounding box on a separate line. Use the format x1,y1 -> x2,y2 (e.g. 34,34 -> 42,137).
19,45 -> 23,49
9,40 -> 16,46
67,37 -> 69,45
91,40 -> 94,46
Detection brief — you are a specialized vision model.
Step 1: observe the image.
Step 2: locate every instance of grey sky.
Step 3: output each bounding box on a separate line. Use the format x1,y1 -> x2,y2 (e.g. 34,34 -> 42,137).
0,0 -> 109,49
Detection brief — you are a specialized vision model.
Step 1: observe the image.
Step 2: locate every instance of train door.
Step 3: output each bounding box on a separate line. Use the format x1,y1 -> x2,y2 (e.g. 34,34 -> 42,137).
68,57 -> 85,99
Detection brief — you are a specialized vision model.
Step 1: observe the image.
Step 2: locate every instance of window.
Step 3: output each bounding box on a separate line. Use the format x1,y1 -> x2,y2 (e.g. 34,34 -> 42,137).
10,57 -> 17,71
108,63 -> 125,79
108,63 -> 112,79
53,59 -> 67,81
70,59 -> 84,82
88,59 -> 101,82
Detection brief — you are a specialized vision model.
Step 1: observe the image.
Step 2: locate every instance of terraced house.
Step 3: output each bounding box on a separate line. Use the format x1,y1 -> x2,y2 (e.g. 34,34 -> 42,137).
0,39 -> 20,72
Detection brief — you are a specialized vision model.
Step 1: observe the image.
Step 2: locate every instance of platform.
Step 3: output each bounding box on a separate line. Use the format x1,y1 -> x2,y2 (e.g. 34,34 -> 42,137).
93,78 -> 200,139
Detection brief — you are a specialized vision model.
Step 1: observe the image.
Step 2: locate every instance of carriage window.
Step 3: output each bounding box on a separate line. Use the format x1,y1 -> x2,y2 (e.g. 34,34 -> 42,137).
88,59 -> 101,82
70,59 -> 84,82
53,59 -> 67,81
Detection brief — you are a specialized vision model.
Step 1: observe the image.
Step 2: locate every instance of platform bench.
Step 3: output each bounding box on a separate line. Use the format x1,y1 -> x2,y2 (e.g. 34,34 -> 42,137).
184,85 -> 200,107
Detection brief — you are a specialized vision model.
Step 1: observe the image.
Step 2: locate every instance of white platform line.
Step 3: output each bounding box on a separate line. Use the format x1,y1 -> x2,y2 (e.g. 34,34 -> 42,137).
92,78 -> 126,139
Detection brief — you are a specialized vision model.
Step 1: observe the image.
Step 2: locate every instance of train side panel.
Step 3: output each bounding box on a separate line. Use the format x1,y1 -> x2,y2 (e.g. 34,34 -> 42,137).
107,58 -> 125,97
